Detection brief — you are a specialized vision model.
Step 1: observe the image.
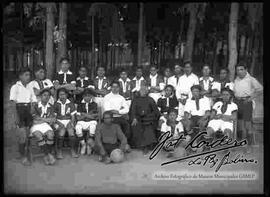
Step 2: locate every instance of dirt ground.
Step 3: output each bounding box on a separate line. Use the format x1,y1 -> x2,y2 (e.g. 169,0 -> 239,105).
3,82 -> 264,194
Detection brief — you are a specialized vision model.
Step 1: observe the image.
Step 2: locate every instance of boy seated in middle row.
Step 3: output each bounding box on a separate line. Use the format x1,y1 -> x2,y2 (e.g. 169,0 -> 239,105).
75,88 -> 99,156
182,85 -> 211,137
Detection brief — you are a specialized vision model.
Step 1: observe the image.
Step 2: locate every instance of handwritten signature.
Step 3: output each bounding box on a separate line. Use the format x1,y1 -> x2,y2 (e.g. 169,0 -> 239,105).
149,131 -> 258,172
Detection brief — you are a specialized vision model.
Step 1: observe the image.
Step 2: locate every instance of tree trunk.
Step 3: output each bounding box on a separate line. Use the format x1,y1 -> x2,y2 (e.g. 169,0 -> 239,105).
57,3 -> 67,71
183,5 -> 198,62
45,3 -> 55,79
239,34 -> 246,59
91,15 -> 95,79
228,3 -> 239,81
250,28 -> 259,75
137,2 -> 144,67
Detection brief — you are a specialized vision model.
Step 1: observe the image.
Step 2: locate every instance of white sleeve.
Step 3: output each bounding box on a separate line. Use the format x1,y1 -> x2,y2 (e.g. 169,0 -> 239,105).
30,88 -> 37,103
175,86 -> 181,100
184,100 -> 192,113
231,103 -> 238,112
119,97 -> 129,115
160,123 -> 168,133
103,96 -> 111,112
212,102 -> 219,111
9,85 -> 17,102
176,122 -> 184,133
194,76 -> 199,85
204,98 -> 211,111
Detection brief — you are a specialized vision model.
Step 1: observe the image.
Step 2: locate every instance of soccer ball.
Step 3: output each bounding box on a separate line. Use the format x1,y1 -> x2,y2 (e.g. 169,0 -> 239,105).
110,149 -> 124,163
173,147 -> 187,158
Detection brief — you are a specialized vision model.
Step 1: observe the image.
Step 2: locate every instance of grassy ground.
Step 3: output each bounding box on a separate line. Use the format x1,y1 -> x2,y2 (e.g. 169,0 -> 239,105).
4,75 -> 264,194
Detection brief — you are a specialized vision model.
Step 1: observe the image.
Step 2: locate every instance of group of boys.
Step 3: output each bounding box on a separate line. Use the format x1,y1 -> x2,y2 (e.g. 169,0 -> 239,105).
10,57 -> 263,166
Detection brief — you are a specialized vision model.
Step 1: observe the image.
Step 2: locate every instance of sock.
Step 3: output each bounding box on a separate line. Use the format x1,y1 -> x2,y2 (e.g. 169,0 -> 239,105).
58,137 -> 64,150
69,136 -> 77,151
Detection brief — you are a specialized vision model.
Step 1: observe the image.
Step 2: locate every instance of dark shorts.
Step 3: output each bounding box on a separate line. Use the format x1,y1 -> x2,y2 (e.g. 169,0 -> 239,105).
16,104 -> 32,128
234,99 -> 252,121
103,143 -> 119,155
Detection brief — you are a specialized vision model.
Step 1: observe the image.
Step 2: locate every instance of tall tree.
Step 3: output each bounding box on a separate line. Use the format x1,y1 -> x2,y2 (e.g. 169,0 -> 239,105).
45,3 -> 56,79
137,2 -> 144,67
228,3 -> 239,81
56,3 -> 67,71
183,3 -> 207,62
243,3 -> 263,75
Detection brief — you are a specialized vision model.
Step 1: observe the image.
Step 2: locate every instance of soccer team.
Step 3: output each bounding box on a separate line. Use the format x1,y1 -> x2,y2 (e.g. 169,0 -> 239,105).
9,57 -> 263,165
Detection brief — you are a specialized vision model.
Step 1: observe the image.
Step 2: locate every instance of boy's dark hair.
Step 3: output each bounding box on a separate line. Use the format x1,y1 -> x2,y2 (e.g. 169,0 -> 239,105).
83,88 -> 96,97
18,67 -> 31,76
34,65 -> 46,73
202,64 -> 211,70
57,87 -> 68,96
120,69 -> 128,75
168,108 -> 178,116
110,80 -> 120,87
150,64 -> 158,69
219,67 -> 229,73
221,87 -> 234,96
96,66 -> 105,70
79,66 -> 88,71
136,66 -> 143,71
103,111 -> 113,119
236,61 -> 247,69
39,88 -> 51,96
165,84 -> 174,91
190,85 -> 202,91
59,57 -> 70,63
183,60 -> 191,67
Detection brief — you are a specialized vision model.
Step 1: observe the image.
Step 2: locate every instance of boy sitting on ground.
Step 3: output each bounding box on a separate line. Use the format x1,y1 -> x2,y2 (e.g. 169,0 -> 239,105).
95,111 -> 130,164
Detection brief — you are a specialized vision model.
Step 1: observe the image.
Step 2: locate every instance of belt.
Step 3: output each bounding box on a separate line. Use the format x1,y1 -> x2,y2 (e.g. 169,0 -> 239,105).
96,95 -> 104,98
235,96 -> 251,101
16,103 -> 31,107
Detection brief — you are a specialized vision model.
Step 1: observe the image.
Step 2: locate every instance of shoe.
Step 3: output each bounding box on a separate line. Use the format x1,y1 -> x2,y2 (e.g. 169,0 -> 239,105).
71,149 -> 79,158
48,153 -> 56,165
104,156 -> 111,164
21,157 -> 31,166
43,155 -> 50,165
125,144 -> 131,153
56,150 -> 64,159
86,145 -> 92,156
98,155 -> 103,162
80,143 -> 86,155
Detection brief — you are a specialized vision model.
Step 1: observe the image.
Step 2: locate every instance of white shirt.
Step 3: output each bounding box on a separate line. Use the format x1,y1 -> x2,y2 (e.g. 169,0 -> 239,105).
132,77 -> 145,92
212,101 -> 238,116
176,73 -> 199,99
10,81 -> 37,103
199,76 -> 214,91
234,73 -> 263,98
211,81 -> 234,92
160,121 -> 184,138
150,74 -> 158,87
38,101 -> 51,117
184,96 -> 211,116
119,78 -> 131,93
168,75 -> 181,89
103,92 -> 129,117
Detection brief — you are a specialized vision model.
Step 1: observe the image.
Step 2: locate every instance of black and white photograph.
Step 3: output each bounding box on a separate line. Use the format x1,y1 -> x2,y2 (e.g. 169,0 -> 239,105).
3,2 -> 264,194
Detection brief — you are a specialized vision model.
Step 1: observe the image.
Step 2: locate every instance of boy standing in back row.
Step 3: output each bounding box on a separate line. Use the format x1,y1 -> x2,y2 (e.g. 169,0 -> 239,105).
10,68 -> 37,165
